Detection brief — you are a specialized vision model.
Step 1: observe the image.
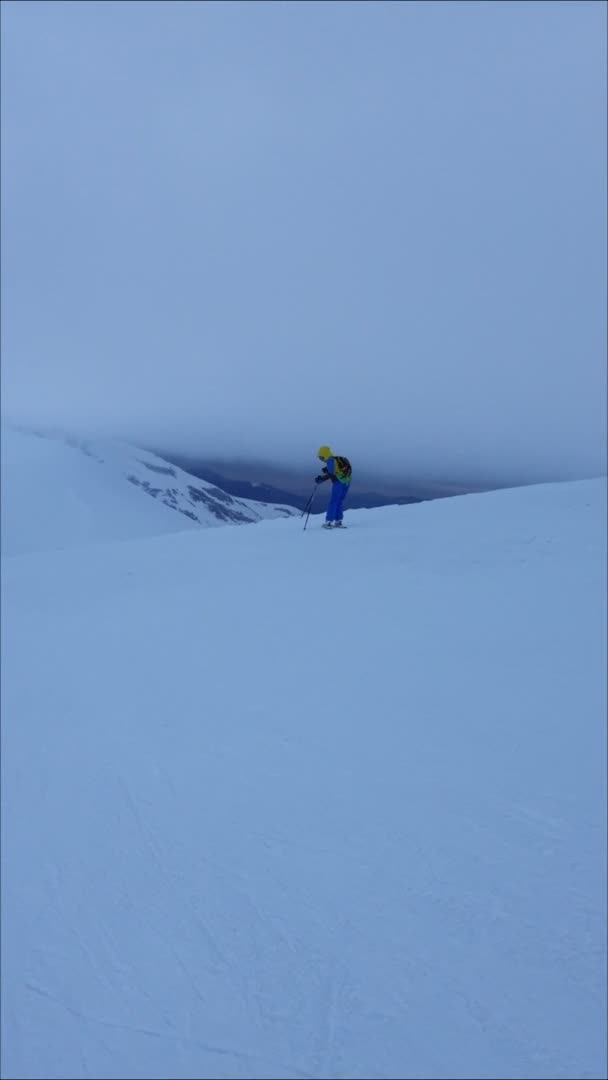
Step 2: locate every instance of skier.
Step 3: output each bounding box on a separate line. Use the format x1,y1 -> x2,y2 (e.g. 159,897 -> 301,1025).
315,446 -> 352,528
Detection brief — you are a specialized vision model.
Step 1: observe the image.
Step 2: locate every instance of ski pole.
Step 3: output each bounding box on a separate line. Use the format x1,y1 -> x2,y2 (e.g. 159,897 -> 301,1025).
301,484 -> 316,517
302,484 -> 317,531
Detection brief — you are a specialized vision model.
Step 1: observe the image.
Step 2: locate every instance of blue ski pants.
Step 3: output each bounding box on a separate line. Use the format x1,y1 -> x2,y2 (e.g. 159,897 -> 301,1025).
326,480 -> 349,523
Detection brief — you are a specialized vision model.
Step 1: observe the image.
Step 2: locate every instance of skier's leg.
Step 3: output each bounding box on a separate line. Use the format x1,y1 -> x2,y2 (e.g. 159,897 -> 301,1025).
326,483 -> 340,523
335,483 -> 348,522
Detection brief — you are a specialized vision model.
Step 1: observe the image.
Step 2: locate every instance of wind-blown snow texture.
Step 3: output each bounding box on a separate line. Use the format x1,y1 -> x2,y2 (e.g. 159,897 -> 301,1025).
1,428 -> 295,556
1,440 -> 606,1079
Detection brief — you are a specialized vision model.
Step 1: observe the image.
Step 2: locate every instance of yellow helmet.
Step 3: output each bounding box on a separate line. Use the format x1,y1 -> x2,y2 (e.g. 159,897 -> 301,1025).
317,445 -> 332,460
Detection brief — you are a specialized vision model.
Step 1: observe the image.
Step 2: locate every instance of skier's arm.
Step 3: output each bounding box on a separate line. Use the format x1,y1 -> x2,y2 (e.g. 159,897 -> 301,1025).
325,457 -> 337,481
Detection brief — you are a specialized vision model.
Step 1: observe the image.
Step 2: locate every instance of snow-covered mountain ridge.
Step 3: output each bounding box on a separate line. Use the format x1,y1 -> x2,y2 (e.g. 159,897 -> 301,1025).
1,427 -> 297,556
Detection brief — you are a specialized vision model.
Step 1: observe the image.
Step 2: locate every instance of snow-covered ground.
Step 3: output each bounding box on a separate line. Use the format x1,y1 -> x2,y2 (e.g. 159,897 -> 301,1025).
1,428 -> 296,556
1,448 -> 606,1079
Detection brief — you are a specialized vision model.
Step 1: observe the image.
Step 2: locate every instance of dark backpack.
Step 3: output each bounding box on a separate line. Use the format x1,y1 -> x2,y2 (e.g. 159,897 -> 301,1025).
334,455 -> 352,480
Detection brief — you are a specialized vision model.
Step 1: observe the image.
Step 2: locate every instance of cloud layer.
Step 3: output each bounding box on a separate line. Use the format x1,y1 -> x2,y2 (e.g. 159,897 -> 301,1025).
2,0 -> 606,484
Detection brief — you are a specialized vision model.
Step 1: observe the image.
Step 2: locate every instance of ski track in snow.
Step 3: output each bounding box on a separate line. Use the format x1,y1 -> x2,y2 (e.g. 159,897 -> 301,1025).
25,980 -> 315,1080
2,476 -> 606,1079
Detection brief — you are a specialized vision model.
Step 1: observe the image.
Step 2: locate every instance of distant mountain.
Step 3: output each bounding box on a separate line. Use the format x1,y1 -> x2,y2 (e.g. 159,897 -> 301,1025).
1,428 -> 297,556
150,450 -> 425,511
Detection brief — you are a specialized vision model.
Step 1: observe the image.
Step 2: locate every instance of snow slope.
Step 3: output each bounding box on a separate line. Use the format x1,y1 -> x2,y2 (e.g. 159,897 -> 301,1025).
1,473 -> 606,1080
1,428 -> 296,556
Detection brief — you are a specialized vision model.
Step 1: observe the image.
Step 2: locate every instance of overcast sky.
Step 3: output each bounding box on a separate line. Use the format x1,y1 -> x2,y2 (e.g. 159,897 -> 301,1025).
1,0 -> 606,484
